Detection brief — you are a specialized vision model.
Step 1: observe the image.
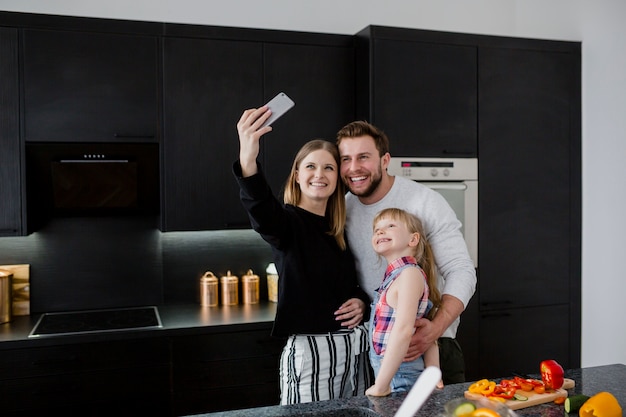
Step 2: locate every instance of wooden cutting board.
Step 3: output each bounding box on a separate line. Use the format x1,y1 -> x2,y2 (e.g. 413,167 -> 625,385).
464,378 -> 575,410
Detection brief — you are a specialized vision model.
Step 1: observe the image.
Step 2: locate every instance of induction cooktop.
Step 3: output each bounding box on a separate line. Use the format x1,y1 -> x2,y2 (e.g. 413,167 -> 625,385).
29,306 -> 162,337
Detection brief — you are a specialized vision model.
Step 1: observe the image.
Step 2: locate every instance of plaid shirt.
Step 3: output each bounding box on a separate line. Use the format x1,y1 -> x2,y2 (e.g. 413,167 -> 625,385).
371,256 -> 430,355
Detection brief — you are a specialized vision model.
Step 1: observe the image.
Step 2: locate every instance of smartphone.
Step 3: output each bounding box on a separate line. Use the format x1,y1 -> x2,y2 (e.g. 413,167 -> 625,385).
261,92 -> 295,127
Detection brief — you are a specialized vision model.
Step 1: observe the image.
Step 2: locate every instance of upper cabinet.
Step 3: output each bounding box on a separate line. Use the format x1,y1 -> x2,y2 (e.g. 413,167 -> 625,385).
0,27 -> 21,236
22,29 -> 159,143
262,42 -> 355,194
356,26 -> 477,157
162,37 -> 263,231
161,28 -> 355,232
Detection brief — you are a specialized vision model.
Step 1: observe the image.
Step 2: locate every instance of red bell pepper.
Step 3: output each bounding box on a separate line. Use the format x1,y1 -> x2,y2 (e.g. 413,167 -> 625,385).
513,376 -> 538,392
540,359 -> 564,390
491,385 -> 516,399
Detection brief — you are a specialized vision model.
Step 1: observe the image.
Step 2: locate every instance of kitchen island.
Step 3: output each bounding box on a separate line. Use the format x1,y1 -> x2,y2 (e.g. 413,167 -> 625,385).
193,363 -> 626,417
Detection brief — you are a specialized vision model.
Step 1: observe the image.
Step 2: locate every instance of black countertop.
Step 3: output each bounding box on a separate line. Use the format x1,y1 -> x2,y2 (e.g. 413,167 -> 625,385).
0,302 -> 278,349
193,364 -> 626,417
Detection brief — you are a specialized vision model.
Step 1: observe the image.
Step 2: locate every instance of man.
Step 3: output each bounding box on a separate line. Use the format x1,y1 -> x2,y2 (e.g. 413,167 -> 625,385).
335,121 -> 476,385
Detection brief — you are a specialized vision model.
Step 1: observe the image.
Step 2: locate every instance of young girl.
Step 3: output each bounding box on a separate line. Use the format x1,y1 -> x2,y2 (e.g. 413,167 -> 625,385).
366,208 -> 443,396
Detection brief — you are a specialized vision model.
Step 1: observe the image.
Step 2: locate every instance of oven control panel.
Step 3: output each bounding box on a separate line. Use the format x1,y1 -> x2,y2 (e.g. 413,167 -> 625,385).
388,157 -> 477,181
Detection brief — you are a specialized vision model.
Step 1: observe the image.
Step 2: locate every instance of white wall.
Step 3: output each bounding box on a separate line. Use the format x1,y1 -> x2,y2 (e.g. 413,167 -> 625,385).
2,0 -> 625,369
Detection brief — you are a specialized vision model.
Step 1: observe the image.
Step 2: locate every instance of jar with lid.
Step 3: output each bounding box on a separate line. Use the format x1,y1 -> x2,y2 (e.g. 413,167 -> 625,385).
220,270 -> 239,305
200,271 -> 218,307
242,269 -> 260,304
0,269 -> 13,324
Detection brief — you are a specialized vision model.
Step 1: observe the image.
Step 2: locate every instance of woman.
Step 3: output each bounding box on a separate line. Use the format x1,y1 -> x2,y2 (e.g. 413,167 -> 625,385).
233,106 -> 371,404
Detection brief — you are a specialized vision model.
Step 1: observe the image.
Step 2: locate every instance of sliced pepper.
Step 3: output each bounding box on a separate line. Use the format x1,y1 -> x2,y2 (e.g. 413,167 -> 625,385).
513,376 -> 539,392
540,359 -> 564,389
579,392 -> 622,417
469,379 -> 496,396
500,379 -> 519,389
490,385 -> 516,400
488,396 -> 507,403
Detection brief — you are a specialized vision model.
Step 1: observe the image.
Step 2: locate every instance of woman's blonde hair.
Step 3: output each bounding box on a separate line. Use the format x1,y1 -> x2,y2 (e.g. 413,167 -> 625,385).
372,208 -> 441,317
283,139 -> 347,250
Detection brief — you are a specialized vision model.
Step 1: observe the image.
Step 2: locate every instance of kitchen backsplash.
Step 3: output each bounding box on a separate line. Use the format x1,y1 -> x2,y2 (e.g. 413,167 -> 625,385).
0,216 -> 272,314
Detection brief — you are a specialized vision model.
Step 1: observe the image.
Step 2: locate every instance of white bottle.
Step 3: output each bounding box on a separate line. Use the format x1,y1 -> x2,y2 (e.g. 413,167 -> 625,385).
266,263 -> 278,302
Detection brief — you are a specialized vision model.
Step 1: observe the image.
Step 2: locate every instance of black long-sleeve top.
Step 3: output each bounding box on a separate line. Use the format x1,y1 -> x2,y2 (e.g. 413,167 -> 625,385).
233,162 -> 370,337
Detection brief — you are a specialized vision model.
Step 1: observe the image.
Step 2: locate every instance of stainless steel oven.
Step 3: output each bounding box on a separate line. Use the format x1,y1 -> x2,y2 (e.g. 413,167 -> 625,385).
387,157 -> 478,267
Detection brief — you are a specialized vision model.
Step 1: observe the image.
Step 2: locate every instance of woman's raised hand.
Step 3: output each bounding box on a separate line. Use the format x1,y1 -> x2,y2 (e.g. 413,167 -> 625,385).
237,107 -> 273,177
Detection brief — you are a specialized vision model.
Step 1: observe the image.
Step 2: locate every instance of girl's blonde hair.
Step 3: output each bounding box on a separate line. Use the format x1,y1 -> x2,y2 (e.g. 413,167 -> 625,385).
283,139 -> 347,250
372,208 -> 441,318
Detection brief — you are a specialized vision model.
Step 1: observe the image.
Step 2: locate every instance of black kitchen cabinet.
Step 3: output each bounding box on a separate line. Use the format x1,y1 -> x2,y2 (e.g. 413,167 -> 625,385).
171,325 -> 285,415
0,27 -> 21,236
21,28 -> 158,143
479,46 -> 576,309
355,26 -> 477,157
477,304 -> 571,379
162,37 -> 262,231
355,26 -> 581,381
161,31 -> 355,231
1,9 -> 583,390
476,43 -> 581,377
262,42 -> 355,193
0,338 -> 170,416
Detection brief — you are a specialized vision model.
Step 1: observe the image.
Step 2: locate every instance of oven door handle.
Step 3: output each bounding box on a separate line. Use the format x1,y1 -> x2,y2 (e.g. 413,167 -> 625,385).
421,182 -> 468,191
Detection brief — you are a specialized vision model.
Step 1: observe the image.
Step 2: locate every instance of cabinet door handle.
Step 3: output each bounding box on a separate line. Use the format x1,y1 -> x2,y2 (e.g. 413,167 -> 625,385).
481,300 -> 514,307
426,183 -> 467,191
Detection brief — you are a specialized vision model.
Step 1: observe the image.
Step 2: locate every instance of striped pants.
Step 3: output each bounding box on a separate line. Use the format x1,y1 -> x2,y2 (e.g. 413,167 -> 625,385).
279,325 -> 371,405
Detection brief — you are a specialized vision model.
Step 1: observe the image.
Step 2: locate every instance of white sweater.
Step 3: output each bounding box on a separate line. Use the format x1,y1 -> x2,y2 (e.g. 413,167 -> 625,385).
345,175 -> 477,338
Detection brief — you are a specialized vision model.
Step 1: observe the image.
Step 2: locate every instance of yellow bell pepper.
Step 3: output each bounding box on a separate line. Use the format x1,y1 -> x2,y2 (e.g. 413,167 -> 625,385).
468,379 -> 496,396
470,408 -> 500,417
579,392 -> 622,417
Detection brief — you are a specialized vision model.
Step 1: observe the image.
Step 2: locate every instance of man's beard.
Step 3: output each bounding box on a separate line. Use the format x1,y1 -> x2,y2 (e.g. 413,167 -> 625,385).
345,167 -> 383,199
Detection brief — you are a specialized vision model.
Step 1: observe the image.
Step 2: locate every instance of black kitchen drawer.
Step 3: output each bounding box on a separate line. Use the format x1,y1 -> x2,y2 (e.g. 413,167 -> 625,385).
172,329 -> 285,361
173,355 -> 279,390
477,304 -> 571,379
3,365 -> 170,415
173,381 -> 280,415
0,337 -> 169,378
171,328 -> 284,415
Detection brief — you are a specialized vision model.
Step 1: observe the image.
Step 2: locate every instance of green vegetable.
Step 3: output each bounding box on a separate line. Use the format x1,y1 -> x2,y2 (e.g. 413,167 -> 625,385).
453,401 -> 476,416
565,394 -> 591,413
513,393 -> 528,401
